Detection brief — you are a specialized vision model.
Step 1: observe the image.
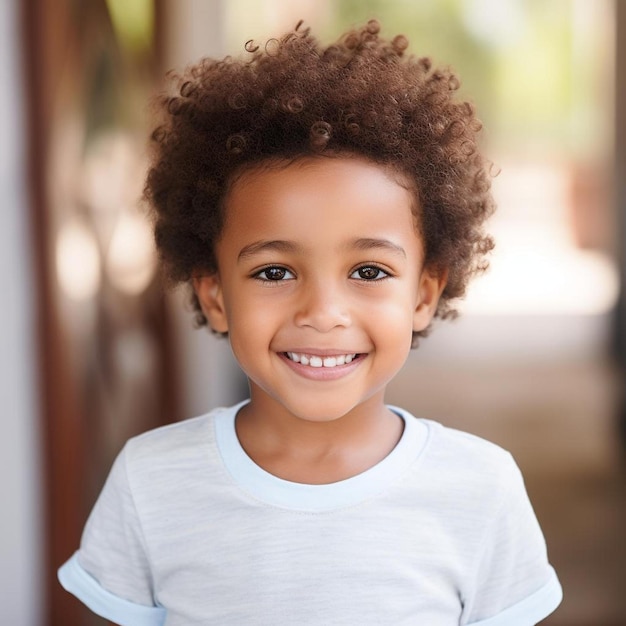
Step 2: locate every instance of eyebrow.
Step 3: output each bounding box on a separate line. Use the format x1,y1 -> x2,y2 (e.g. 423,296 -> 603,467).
349,238 -> 407,258
237,240 -> 302,261
237,237 -> 407,262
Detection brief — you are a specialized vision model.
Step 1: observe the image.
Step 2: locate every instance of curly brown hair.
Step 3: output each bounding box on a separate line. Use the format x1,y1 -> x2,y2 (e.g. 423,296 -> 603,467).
145,19 -> 495,342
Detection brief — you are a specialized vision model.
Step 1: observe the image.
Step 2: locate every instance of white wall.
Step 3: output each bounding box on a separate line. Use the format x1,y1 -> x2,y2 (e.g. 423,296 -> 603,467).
0,0 -> 43,624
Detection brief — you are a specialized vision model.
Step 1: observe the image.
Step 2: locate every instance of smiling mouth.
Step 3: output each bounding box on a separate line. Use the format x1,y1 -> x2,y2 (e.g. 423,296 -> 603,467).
284,352 -> 360,368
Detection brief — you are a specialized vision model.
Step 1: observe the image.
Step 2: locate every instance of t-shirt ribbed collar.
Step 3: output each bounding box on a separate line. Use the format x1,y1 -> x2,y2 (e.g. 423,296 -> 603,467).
214,400 -> 429,512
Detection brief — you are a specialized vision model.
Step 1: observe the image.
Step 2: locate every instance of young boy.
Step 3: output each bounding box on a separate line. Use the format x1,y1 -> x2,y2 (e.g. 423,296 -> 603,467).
58,20 -> 562,625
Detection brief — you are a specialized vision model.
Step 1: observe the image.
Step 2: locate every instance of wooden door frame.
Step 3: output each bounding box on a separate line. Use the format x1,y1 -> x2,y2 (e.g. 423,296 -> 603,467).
20,1 -> 174,623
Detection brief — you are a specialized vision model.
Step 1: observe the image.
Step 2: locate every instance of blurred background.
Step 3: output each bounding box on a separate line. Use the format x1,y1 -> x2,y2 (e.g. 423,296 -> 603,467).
1,0 -> 624,624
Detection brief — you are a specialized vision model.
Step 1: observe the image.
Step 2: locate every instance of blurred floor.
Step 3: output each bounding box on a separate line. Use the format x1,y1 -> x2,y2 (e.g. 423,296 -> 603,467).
387,352 -> 626,625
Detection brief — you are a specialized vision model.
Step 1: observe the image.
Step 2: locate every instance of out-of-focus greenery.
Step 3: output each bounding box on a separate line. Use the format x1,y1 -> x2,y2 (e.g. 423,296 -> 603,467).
332,0 -> 496,121
106,0 -> 154,54
79,0 -> 155,135
333,0 -> 607,157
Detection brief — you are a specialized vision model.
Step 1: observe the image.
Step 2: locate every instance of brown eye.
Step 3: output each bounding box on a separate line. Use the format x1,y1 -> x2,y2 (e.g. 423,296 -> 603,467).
256,266 -> 294,281
351,266 -> 387,280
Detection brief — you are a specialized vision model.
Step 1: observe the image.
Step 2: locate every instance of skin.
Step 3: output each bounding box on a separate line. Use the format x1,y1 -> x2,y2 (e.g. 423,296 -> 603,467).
195,156 -> 446,484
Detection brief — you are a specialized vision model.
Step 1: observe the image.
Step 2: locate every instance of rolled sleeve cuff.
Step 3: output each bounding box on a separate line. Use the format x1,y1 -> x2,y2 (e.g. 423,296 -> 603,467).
58,552 -> 166,626
468,567 -> 562,626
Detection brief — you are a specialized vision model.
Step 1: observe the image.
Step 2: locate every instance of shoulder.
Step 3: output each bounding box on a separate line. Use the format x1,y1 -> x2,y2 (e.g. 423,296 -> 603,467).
422,418 -> 515,473
427,420 -> 521,507
127,403 -> 240,452
394,408 -> 522,510
120,403 -> 241,480
394,405 -> 516,476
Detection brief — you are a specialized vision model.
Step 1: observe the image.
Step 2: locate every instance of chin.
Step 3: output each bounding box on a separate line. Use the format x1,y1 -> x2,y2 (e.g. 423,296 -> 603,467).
278,397 -> 363,424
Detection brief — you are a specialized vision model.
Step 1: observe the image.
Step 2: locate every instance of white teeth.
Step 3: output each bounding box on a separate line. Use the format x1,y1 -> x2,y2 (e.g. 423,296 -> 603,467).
286,352 -> 357,368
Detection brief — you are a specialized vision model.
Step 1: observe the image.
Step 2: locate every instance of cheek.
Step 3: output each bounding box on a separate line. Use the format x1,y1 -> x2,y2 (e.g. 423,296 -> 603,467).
372,282 -> 418,319
225,293 -> 279,353
368,299 -> 416,347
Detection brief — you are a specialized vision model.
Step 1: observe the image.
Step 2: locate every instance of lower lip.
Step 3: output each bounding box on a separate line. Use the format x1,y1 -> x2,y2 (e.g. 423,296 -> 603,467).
278,353 -> 364,381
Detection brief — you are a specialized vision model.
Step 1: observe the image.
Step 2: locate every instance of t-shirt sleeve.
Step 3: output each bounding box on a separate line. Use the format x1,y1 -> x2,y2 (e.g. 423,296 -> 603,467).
57,445 -> 166,626
462,456 -> 563,626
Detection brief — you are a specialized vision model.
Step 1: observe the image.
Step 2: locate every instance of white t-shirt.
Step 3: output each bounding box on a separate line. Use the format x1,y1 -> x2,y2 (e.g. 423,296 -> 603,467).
58,402 -> 562,625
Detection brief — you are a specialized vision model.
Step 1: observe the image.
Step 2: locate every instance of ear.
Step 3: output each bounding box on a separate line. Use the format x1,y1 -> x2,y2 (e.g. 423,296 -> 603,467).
193,274 -> 229,333
413,267 -> 448,332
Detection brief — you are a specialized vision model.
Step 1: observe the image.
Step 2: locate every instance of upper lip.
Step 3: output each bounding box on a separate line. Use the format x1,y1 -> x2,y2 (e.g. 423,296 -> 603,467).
280,349 -> 361,357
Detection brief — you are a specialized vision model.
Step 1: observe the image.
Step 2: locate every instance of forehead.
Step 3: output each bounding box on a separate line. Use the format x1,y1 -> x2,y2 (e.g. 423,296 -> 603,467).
221,155 -> 421,243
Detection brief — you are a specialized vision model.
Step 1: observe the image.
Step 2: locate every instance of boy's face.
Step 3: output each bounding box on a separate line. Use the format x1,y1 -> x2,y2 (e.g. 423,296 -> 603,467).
195,156 -> 445,423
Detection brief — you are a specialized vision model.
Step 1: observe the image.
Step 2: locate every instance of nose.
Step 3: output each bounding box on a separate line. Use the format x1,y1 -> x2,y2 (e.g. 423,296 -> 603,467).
294,279 -> 352,332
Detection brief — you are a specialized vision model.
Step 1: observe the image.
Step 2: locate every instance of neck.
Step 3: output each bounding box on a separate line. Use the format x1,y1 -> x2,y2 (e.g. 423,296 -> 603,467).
234,388 -> 404,484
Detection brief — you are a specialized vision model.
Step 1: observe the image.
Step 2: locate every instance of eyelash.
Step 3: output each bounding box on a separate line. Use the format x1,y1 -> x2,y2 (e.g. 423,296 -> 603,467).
252,264 -> 391,282
350,265 -> 390,281
253,266 -> 295,282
